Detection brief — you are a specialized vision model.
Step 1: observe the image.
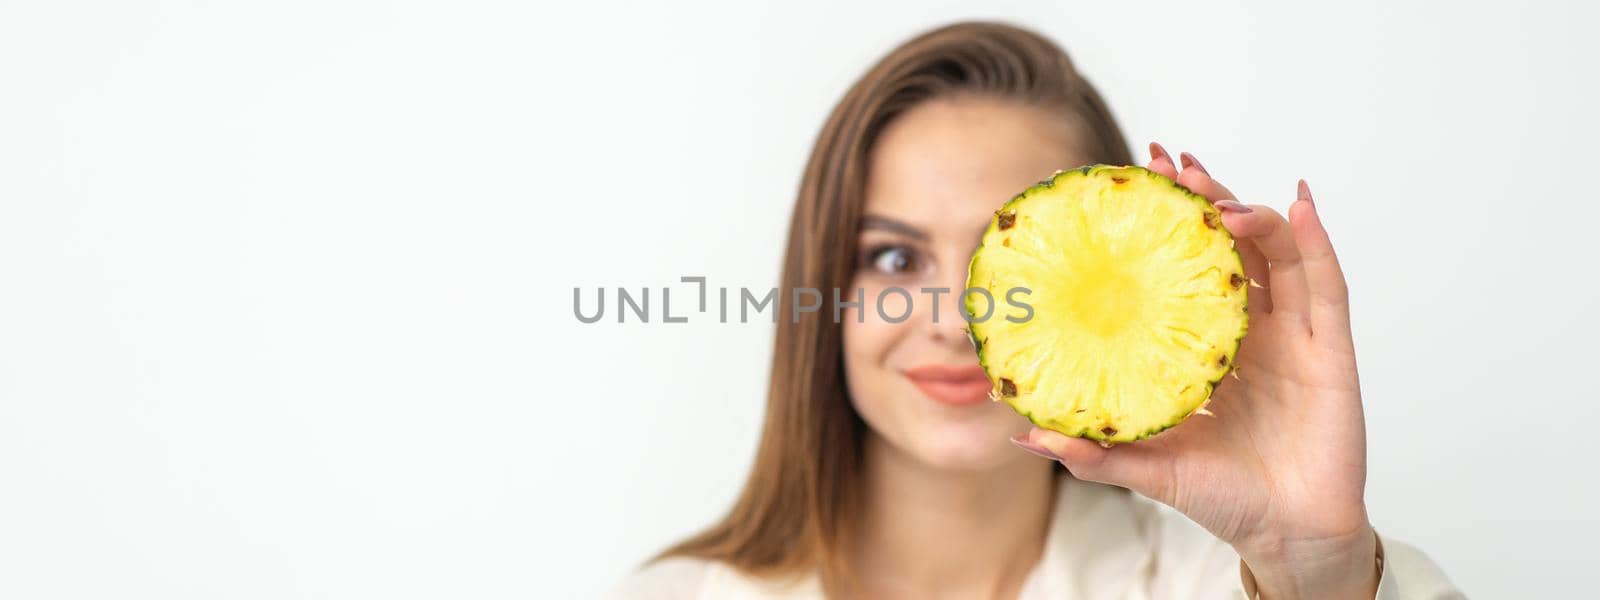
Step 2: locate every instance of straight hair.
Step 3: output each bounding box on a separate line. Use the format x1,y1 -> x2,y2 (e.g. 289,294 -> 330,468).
656,20 -> 1135,588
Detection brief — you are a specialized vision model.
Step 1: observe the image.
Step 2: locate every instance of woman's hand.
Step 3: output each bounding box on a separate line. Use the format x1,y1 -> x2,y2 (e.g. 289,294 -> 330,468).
1018,143 -> 1379,599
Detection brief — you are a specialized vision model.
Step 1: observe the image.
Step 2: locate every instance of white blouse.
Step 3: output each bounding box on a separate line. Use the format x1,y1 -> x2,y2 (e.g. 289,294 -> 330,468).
609,476 -> 1462,599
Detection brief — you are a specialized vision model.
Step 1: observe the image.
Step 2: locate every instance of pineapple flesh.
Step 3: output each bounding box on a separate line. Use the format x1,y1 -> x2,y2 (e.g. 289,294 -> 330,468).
965,165 -> 1249,444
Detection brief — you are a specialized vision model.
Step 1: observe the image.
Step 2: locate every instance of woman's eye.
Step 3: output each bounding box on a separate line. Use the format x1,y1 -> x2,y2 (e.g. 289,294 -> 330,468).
865,245 -> 920,275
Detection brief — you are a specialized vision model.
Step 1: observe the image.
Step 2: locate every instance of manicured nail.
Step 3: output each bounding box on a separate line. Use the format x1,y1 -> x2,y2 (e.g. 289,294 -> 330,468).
1148,142 -> 1171,163
1214,199 -> 1253,213
1179,152 -> 1207,174
1298,179 -> 1313,204
1010,435 -> 1061,461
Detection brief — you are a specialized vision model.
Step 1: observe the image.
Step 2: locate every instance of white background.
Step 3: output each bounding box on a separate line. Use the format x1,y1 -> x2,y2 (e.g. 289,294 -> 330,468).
2,0 -> 1596,597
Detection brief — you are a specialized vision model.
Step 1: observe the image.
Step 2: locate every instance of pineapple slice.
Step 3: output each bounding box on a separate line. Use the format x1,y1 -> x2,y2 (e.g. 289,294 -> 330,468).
965,165 -> 1249,444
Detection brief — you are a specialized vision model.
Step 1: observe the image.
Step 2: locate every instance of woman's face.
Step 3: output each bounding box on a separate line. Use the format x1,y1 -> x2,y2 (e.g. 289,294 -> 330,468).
844,95 -> 1088,471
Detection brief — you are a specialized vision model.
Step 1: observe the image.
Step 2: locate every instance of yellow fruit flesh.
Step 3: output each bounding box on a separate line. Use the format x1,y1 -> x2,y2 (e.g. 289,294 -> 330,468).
966,165 -> 1248,443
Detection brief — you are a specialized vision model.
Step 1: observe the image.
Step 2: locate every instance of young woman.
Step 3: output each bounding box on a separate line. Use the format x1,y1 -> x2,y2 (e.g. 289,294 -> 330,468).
613,22 -> 1462,599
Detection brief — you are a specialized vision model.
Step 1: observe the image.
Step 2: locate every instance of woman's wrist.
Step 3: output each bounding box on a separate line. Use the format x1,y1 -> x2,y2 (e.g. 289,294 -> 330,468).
1237,525 -> 1381,600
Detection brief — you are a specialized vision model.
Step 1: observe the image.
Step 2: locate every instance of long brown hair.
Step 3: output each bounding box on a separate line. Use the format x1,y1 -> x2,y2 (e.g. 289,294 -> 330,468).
656,20 -> 1135,585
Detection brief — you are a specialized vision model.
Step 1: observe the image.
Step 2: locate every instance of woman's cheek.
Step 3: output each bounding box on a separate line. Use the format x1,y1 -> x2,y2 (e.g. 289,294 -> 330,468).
842,280 -> 895,361
849,278 -> 918,326
842,279 -> 915,413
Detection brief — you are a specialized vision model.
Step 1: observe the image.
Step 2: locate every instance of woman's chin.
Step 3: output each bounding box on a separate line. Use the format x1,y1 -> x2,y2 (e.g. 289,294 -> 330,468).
899,413 -> 1036,471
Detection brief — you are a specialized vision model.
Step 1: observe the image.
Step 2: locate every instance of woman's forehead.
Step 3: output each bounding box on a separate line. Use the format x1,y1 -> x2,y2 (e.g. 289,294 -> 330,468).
864,97 -> 1086,233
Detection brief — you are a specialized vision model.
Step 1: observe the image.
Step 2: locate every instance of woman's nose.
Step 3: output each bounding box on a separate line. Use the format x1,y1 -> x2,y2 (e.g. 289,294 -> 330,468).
923,265 -> 975,344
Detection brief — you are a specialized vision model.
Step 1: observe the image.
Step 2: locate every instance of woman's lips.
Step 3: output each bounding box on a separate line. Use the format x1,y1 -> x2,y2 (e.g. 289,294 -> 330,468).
903,364 -> 993,406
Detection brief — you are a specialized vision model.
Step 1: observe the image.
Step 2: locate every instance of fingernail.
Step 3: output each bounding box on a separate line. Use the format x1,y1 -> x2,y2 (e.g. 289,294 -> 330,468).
1214,199 -> 1253,213
1179,152 -> 1207,174
1148,142 -> 1171,162
1298,179 -> 1313,204
1010,435 -> 1061,461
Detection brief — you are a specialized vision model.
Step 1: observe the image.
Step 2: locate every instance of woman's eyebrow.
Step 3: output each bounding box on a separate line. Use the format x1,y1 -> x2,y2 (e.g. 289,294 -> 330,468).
859,215 -> 929,241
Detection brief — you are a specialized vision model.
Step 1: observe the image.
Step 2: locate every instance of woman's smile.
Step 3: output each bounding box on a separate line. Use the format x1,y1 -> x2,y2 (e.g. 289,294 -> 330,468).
902,363 -> 992,406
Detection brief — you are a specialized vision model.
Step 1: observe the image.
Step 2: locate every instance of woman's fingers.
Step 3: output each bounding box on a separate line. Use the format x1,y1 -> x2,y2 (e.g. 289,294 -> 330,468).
1147,142 -> 1179,179
1022,428 -> 1174,505
1169,152 -> 1310,325
1176,152 -> 1238,202
1222,205 -> 1310,331
1169,151 -> 1271,313
1288,181 -> 1353,346
1155,147 -> 1329,331
1237,238 -> 1273,314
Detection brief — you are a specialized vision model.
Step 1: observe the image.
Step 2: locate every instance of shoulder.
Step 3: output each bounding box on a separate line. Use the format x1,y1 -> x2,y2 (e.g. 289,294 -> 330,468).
606,557 -> 713,600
